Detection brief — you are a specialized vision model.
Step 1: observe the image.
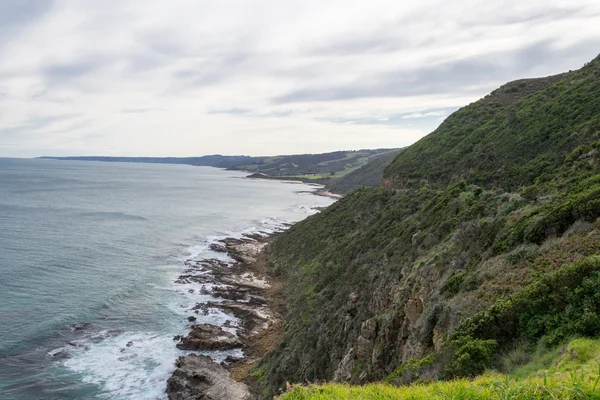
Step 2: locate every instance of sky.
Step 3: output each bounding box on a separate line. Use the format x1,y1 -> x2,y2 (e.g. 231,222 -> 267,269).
0,1 -> 599,157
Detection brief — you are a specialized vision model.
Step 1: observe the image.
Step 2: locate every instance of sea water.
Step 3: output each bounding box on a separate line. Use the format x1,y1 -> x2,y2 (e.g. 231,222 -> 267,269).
0,158 -> 334,400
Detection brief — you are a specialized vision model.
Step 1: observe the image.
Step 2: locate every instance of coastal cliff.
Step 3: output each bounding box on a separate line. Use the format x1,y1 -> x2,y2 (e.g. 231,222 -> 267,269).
252,54 -> 600,397
163,54 -> 600,399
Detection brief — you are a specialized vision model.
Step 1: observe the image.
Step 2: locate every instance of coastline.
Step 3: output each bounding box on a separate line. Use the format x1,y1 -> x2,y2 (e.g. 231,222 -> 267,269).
167,229 -> 288,399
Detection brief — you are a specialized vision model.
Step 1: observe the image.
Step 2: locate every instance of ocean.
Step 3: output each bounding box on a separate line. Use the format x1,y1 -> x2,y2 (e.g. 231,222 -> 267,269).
0,158 -> 334,400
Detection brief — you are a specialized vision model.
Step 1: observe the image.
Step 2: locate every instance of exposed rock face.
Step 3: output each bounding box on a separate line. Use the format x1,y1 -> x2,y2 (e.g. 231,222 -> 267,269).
333,347 -> 355,381
176,324 -> 242,351
355,318 -> 377,361
404,293 -> 423,326
167,354 -> 251,400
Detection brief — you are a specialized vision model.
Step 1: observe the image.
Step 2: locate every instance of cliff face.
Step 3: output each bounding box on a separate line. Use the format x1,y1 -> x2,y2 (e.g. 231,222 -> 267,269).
254,55 -> 600,396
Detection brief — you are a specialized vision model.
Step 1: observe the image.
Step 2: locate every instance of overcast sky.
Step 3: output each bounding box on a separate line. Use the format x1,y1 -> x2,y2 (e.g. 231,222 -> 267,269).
1,1 -> 599,157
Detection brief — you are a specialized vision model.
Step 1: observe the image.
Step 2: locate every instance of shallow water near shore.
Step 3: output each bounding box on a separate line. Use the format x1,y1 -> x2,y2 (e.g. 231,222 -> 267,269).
0,158 -> 334,400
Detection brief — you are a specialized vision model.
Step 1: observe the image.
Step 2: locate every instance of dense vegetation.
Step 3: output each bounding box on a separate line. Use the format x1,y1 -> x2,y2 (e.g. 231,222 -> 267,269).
255,54 -> 600,398
383,60 -> 600,190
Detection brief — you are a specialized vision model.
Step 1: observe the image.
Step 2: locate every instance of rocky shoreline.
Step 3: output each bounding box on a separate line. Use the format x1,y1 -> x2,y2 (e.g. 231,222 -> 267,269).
167,231 -> 287,400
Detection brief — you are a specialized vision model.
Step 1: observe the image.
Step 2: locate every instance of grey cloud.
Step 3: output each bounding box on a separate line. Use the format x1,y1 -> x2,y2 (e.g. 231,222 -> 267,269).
0,114 -> 78,140
0,0 -> 53,47
171,53 -> 250,89
208,107 -> 293,118
311,33 -> 406,56
127,35 -> 191,73
208,107 -> 251,115
310,5 -> 591,59
0,1 -> 53,32
465,6 -> 591,26
273,40 -> 600,104
43,58 -> 108,84
321,107 -> 457,130
121,107 -> 162,114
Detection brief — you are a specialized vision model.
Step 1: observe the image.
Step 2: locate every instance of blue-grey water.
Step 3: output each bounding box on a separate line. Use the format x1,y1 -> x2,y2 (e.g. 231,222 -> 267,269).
0,158 -> 334,400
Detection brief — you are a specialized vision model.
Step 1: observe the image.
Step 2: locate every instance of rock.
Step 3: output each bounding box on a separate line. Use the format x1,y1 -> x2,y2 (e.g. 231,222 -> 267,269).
404,294 -> 423,326
356,335 -> 374,360
333,347 -> 355,382
220,355 -> 243,367
126,341 -> 134,347
70,323 -> 90,332
213,286 -> 249,301
176,324 -> 242,351
353,318 -> 378,362
173,335 -> 182,341
200,286 -> 211,295
209,243 -> 228,253
167,354 -> 251,400
433,329 -> 444,352
361,318 -> 377,340
345,292 -> 359,316
195,301 -> 269,338
187,316 -> 197,322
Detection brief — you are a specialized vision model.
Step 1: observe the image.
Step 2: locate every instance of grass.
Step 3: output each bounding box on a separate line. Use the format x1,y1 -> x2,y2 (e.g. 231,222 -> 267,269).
280,339 -> 600,399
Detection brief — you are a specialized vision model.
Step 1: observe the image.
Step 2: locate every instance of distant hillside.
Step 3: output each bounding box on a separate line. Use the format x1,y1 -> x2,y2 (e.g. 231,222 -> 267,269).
228,149 -> 397,182
41,149 -> 400,191
325,149 -> 403,195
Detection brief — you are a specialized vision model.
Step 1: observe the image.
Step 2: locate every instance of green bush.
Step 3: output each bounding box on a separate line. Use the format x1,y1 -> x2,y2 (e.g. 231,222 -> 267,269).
445,338 -> 497,378
441,273 -> 465,295
447,256 -> 600,377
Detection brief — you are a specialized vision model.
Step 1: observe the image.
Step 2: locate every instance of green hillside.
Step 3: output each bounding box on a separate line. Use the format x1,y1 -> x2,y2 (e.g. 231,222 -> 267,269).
229,149 -> 396,183
325,149 -> 403,195
42,149 -> 398,192
254,54 -> 600,398
383,57 -> 600,190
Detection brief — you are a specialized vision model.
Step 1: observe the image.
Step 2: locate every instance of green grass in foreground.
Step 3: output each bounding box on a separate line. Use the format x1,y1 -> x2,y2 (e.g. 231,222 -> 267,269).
280,338 -> 600,399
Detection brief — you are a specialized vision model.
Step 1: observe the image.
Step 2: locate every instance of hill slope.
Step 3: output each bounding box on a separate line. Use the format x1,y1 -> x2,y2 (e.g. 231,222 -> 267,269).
325,149 -> 403,195
383,60 -> 599,190
254,54 -> 600,397
228,149 -> 396,182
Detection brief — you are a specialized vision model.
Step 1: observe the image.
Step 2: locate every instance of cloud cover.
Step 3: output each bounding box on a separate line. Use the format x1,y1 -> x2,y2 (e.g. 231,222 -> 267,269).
0,0 -> 599,157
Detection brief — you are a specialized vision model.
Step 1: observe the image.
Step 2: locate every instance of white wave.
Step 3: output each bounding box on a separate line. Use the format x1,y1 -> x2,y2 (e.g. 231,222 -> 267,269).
59,214 -> 311,399
62,332 -> 178,400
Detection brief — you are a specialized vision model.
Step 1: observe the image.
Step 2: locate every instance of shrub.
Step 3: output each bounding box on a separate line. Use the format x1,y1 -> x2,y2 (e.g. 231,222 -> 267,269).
445,338 -> 497,378
446,256 -> 600,377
